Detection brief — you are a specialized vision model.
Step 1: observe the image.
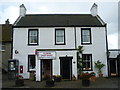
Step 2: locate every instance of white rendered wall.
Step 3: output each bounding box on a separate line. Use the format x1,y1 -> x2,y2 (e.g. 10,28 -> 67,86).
13,26 -> 108,79
76,27 -> 108,77
13,27 -> 76,79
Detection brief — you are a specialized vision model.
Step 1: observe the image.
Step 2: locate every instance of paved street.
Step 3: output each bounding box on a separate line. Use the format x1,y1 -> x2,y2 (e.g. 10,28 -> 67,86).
2,73 -> 120,89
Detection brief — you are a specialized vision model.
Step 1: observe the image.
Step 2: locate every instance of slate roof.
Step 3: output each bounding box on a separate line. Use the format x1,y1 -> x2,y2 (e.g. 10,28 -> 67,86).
14,14 -> 105,27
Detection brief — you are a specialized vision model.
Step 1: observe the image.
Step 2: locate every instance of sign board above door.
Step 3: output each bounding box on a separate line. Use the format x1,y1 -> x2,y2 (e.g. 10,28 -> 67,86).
37,51 -> 56,59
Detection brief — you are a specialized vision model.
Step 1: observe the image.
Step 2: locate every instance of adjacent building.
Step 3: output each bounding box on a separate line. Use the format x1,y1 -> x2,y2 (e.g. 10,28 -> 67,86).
0,20 -> 12,72
12,3 -> 108,81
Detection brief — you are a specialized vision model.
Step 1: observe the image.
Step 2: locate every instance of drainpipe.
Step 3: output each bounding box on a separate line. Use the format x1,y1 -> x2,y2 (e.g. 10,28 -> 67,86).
105,24 -> 109,77
74,27 -> 77,49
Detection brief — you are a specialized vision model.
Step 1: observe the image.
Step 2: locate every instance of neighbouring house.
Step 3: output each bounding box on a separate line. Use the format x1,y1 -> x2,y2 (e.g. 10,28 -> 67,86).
12,3 -> 108,81
0,19 -> 12,72
107,49 -> 120,77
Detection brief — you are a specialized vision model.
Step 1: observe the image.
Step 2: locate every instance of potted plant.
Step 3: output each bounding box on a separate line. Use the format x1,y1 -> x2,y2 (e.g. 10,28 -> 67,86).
89,72 -> 96,82
15,75 -> 24,86
45,75 -> 54,87
94,60 -> 105,78
79,72 -> 91,86
77,46 -> 84,78
53,75 -> 62,82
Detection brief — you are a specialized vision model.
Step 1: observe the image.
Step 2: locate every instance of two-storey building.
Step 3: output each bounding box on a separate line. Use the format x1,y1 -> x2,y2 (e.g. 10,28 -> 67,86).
13,3 -> 108,81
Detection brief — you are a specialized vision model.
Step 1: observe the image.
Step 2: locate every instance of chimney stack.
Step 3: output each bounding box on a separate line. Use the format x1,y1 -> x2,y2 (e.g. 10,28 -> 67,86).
5,19 -> 10,24
90,3 -> 98,16
20,4 -> 26,17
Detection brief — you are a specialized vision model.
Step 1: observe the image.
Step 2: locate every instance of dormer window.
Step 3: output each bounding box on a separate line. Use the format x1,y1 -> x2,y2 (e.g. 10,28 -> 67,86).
28,29 -> 38,45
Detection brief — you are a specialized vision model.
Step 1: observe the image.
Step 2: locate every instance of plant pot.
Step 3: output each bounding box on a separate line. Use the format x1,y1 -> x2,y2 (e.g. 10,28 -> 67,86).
54,77 -> 62,82
46,80 -> 55,87
89,76 -> 96,82
82,79 -> 90,87
15,79 -> 24,86
99,74 -> 103,78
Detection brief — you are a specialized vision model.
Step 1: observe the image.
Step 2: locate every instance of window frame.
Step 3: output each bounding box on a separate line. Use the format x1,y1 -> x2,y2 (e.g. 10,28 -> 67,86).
55,29 -> 66,45
82,54 -> 93,71
28,29 -> 39,45
81,28 -> 92,45
28,55 -> 36,72
0,42 -> 5,51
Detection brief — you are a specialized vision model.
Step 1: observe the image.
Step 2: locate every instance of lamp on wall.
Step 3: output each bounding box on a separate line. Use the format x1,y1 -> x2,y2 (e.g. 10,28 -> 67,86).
15,50 -> 19,54
73,61 -> 76,64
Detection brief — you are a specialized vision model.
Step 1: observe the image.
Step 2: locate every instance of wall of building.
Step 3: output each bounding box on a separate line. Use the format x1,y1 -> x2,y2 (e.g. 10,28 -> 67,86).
2,42 -> 11,71
13,26 -> 108,79
76,27 -> 108,77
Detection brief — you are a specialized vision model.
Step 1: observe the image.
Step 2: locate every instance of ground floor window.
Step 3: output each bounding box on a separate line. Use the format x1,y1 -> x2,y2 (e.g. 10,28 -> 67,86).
82,54 -> 92,71
28,55 -> 36,71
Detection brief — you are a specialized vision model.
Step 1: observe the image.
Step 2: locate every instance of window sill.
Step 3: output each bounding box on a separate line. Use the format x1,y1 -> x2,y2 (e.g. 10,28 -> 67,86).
28,44 -> 38,46
81,43 -> 92,45
55,43 -> 66,45
83,68 -> 92,71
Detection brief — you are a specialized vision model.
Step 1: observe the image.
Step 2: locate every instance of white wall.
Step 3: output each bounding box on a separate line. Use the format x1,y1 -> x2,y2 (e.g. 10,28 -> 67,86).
76,27 -> 108,77
13,26 -> 108,79
13,27 -> 76,79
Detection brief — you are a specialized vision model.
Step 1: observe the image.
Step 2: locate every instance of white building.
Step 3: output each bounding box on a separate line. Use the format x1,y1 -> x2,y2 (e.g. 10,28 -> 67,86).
13,3 -> 108,81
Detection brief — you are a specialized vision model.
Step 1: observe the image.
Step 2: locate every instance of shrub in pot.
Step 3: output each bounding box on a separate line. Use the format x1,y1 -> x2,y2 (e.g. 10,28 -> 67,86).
45,75 -> 54,87
94,60 -> 105,78
15,75 -> 24,86
53,75 -> 62,82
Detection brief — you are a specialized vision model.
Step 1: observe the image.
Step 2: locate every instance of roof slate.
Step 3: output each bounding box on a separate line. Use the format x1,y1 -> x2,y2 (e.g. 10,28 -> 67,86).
15,14 -> 105,27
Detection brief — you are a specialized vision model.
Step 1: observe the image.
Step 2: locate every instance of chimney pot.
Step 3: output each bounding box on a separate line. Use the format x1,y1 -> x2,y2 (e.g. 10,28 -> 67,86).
5,19 -> 10,24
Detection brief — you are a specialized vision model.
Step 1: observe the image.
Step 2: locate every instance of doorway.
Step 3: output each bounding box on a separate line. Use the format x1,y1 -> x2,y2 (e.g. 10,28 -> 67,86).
60,57 -> 72,80
41,59 -> 52,80
109,59 -> 118,77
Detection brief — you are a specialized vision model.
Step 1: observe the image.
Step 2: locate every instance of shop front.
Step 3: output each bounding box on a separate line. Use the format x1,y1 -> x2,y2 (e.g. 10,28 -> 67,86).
35,50 -> 77,81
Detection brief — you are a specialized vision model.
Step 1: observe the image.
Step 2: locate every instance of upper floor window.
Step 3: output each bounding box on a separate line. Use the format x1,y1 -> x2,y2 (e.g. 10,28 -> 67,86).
55,29 -> 65,45
81,28 -> 91,44
28,29 -> 38,45
28,55 -> 36,71
82,54 -> 92,71
0,42 -> 5,51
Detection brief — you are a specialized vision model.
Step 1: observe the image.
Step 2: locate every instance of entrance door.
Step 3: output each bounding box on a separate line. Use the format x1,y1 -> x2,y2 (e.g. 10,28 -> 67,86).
60,57 -> 72,80
41,59 -> 52,80
109,59 -> 117,77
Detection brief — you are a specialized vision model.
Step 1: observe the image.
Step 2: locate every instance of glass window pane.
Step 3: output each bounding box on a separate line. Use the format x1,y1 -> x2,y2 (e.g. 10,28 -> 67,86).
82,30 -> 90,35
83,36 -> 90,42
56,36 -> 64,42
2,43 -> 5,50
56,30 -> 64,36
29,55 -> 35,69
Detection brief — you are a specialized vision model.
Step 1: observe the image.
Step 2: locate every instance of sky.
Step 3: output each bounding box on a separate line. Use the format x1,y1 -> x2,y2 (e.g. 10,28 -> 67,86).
0,0 -> 119,49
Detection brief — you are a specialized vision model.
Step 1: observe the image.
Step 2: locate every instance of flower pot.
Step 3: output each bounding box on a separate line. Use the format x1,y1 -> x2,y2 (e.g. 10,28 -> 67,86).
82,79 -> 90,87
99,74 -> 103,78
89,76 -> 96,82
15,79 -> 24,86
46,80 -> 55,87
54,77 -> 62,82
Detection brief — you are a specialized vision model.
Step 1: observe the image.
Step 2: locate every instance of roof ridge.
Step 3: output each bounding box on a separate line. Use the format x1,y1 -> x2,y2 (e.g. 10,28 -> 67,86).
25,14 -> 92,16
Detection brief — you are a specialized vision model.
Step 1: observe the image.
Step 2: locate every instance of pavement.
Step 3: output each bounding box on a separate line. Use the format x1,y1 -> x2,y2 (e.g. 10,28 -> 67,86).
2,73 -> 120,89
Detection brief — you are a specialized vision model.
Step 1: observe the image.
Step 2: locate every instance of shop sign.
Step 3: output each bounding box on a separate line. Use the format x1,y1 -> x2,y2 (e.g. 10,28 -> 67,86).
38,51 -> 56,59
